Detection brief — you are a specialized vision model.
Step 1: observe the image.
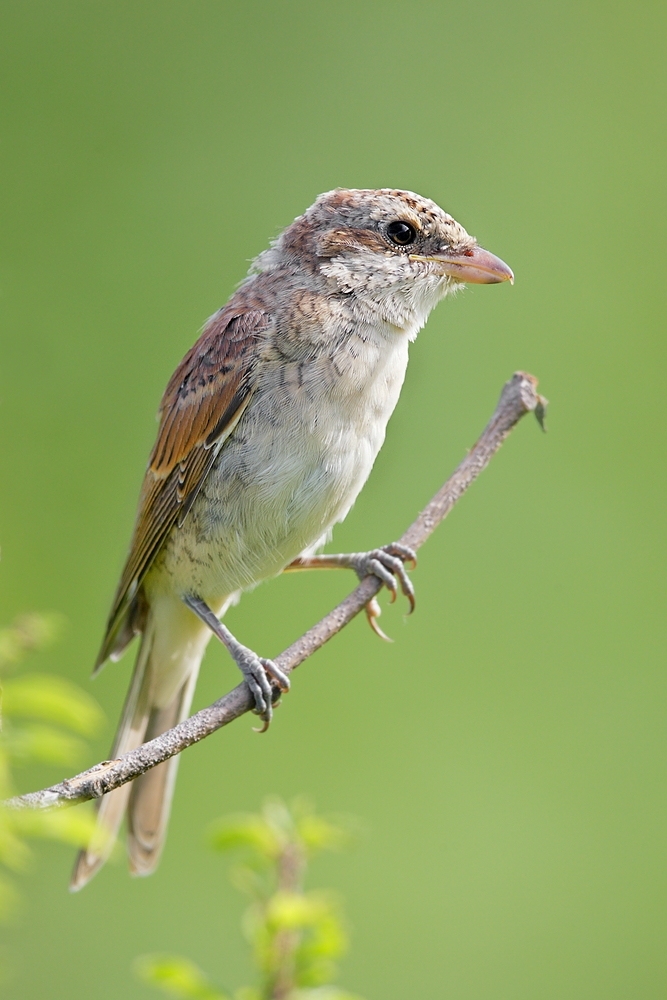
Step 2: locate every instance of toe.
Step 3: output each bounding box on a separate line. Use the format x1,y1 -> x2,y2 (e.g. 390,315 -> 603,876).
379,545 -> 416,612
384,543 -> 417,570
400,574 -> 416,613
390,560 -> 416,609
261,658 -> 291,693
246,673 -> 269,718
239,654 -> 275,721
367,556 -> 399,599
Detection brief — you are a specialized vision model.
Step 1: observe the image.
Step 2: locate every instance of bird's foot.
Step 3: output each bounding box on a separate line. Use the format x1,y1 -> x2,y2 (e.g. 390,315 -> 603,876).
233,645 -> 290,732
182,594 -> 289,730
343,543 -> 417,641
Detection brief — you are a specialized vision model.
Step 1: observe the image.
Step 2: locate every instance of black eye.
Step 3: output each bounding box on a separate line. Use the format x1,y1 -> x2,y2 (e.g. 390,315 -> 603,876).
386,220 -> 417,246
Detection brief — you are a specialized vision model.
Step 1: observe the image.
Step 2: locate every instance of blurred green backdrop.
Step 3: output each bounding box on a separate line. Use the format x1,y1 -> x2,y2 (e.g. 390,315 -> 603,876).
1,1 -> 666,997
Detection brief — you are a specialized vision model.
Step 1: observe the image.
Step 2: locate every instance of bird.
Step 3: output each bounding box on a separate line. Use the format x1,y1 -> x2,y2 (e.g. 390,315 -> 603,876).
70,188 -> 513,890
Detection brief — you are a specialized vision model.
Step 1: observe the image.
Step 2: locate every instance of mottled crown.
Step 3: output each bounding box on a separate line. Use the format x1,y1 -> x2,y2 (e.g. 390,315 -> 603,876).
306,188 -> 460,243
254,188 -> 477,276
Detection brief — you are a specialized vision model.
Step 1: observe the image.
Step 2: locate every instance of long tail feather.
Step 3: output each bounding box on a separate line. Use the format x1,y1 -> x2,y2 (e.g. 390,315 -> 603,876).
70,595 -> 213,891
127,665 -> 199,876
70,621 -> 155,891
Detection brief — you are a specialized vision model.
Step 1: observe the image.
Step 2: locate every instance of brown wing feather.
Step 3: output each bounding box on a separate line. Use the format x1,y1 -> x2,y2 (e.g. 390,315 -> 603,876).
95,307 -> 270,670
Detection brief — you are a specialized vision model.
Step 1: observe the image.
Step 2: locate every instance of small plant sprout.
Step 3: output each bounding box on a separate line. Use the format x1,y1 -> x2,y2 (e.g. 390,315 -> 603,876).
135,798 -> 365,1000
0,612 -> 103,919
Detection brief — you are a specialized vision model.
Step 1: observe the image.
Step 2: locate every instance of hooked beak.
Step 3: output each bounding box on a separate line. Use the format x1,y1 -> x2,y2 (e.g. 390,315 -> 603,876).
410,246 -> 514,285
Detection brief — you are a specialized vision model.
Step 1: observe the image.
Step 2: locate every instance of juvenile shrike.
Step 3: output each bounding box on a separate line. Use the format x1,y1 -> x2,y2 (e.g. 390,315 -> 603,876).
71,188 -> 512,889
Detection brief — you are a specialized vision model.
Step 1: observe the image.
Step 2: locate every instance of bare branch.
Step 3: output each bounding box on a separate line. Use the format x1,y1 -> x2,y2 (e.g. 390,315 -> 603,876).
5,372 -> 545,812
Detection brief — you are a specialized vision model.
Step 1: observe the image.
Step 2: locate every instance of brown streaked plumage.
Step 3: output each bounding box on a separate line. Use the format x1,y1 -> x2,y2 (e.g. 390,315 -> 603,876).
71,188 -> 512,891
97,308 -> 267,667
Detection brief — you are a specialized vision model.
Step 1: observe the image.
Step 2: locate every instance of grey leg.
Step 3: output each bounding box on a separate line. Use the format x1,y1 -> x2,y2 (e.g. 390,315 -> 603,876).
286,543 -> 417,640
182,594 -> 290,729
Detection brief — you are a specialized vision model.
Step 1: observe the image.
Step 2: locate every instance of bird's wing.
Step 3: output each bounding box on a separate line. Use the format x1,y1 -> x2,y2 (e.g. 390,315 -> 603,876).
95,307 -> 270,670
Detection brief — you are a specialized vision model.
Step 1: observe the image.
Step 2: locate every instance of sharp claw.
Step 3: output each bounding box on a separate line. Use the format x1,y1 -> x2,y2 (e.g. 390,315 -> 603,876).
367,547 -> 416,614
365,598 -> 393,642
370,619 -> 393,642
251,686 -> 272,731
393,566 -> 416,612
345,543 -> 417,627
250,658 -> 290,731
386,543 -> 417,570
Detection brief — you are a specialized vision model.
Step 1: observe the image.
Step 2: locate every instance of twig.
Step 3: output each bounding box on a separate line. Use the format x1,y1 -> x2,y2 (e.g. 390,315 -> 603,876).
269,840 -> 306,999
4,372 -> 546,811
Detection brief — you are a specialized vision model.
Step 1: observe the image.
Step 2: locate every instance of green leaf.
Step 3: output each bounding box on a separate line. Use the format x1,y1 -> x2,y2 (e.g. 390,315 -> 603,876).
2,673 -> 104,736
299,913 -> 347,961
297,815 -> 350,854
266,890 -> 328,930
7,804 -> 97,849
229,861 -> 272,900
4,723 -> 87,767
208,815 -> 281,858
135,954 -> 231,999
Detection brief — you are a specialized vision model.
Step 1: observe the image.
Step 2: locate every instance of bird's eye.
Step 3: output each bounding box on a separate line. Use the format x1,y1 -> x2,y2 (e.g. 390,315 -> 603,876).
386,220 -> 417,246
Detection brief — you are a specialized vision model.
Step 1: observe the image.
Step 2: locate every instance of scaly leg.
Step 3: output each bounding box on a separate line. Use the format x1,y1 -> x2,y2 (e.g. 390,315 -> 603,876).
285,543 -> 417,641
182,594 -> 290,730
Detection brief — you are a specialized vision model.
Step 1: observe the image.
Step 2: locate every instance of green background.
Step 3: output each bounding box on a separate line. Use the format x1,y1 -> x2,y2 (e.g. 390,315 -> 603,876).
1,1 -> 665,997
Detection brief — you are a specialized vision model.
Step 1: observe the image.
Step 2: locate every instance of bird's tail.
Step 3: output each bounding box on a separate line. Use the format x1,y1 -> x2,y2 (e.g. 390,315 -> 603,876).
70,596 -> 213,892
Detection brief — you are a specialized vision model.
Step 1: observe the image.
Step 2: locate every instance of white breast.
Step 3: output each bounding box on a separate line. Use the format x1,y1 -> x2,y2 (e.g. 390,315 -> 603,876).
159,326 -> 411,604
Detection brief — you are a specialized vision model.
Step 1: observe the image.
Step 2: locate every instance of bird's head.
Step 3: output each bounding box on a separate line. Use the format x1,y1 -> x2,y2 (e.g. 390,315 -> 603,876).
257,188 -> 513,335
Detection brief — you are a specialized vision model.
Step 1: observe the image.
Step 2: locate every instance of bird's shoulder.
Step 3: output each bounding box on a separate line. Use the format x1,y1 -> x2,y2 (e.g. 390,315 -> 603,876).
96,301 -> 271,668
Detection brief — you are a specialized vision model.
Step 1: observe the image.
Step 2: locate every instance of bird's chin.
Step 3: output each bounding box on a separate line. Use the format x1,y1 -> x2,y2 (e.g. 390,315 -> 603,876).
427,272 -> 465,307
392,274 -> 458,339
442,275 -> 466,297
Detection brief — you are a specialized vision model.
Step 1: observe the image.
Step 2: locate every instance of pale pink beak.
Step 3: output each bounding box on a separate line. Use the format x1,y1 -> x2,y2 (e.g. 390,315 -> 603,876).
411,246 -> 514,285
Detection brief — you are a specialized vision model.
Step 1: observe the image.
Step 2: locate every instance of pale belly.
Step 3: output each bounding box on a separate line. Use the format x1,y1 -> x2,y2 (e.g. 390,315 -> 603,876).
150,331 -> 410,604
